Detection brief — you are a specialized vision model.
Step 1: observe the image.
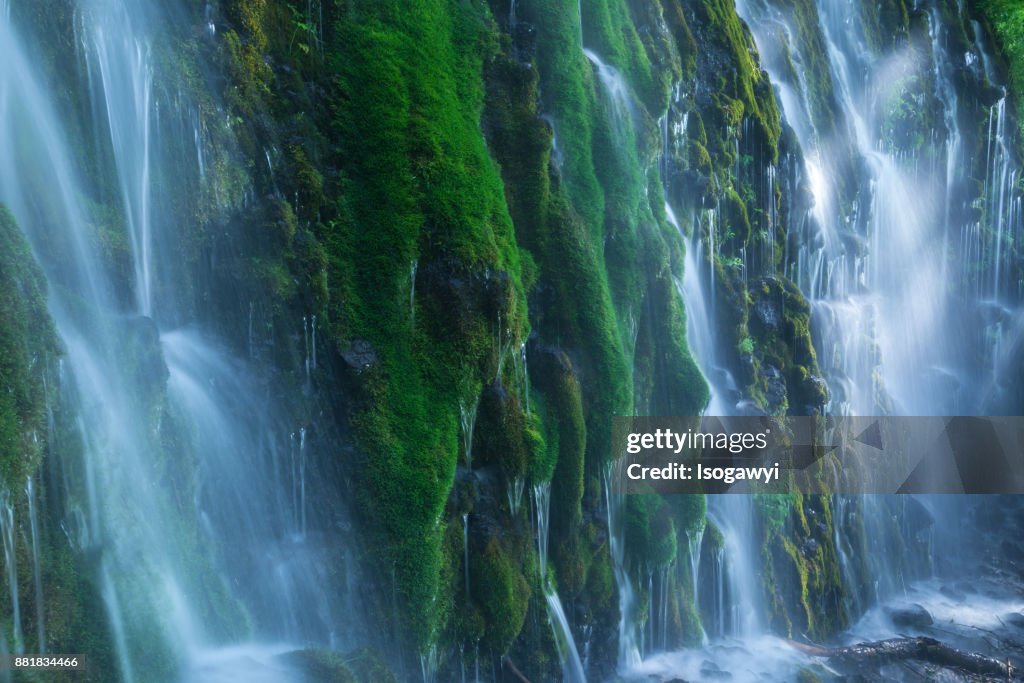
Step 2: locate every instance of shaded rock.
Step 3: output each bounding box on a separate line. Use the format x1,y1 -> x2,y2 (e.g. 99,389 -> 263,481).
886,603 -> 933,629
1003,612 -> 1024,630
939,584 -> 966,602
699,660 -> 732,680
281,649 -> 355,683
341,339 -> 377,373
754,296 -> 781,331
124,315 -> 169,392
764,364 -> 786,407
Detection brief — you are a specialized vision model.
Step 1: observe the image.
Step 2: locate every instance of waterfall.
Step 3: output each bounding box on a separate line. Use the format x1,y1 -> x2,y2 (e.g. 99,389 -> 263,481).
303,315 -> 318,386
602,466 -> 641,669
1,2 -> 363,678
459,397 -> 478,468
667,202 -> 731,416
0,493 -> 21,655
582,50 -> 635,131
505,475 -> 525,519
532,483 -> 586,682
292,427 -> 308,538
419,645 -> 438,683
705,497 -> 763,638
518,342 -> 529,416
735,0 -> 1023,416
26,477 -> 45,653
84,0 -> 156,316
462,513 -> 470,596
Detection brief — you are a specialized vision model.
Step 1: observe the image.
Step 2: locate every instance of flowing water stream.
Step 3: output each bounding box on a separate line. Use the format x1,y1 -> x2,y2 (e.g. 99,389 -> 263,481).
0,1 -> 363,679
3,0 -> 1024,679
584,0 -> 1024,679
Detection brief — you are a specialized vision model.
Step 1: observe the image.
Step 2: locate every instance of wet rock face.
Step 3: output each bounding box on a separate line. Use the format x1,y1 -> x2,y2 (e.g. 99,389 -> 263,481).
886,603 -> 933,629
340,339 -> 377,373
123,314 -> 169,399
418,260 -> 513,337
754,296 -> 782,332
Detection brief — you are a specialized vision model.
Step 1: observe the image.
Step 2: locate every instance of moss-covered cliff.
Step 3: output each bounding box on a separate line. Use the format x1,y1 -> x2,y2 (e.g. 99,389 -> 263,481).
0,206 -> 116,681
1,0 -> 1023,680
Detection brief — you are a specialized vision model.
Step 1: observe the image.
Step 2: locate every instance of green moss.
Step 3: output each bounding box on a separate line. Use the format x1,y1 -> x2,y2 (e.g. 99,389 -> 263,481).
975,0 -> 1024,138
0,206 -> 120,680
682,0 -> 782,156
783,0 -> 844,139
475,381 -> 529,480
283,649 -> 357,683
861,0 -> 911,52
583,0 -> 679,112
625,494 -> 678,567
263,0 -> 536,650
758,494 -> 846,641
747,276 -> 828,414
0,206 -> 57,489
633,264 -> 709,416
471,539 -> 531,653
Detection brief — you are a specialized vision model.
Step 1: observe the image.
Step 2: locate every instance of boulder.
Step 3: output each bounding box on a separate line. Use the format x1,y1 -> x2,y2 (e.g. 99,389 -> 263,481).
886,603 -> 933,630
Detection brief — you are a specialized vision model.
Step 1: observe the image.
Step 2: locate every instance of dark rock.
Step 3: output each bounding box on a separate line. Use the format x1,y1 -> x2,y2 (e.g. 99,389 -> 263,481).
764,364 -> 786,407
1003,612 -> 1024,630
513,22 -> 536,56
699,660 -> 732,680
754,296 -> 781,331
939,584 -> 966,602
124,315 -> 169,391
341,340 -> 377,373
418,260 -> 512,339
886,603 -> 933,629
799,374 -> 829,410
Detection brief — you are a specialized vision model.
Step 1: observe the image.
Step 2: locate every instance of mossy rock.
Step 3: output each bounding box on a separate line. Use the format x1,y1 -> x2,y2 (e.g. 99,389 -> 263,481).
471,538 -> 530,653
625,494 -> 678,567
283,649 -> 358,683
0,205 -> 59,489
474,379 -> 529,480
282,647 -> 398,683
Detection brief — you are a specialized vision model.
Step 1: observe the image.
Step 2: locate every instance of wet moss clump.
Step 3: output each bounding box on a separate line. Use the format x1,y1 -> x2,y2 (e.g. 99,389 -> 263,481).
283,647 -> 398,683
471,539 -> 531,654
757,494 -> 846,641
748,277 -> 828,415
0,206 -> 57,488
625,494 -> 678,568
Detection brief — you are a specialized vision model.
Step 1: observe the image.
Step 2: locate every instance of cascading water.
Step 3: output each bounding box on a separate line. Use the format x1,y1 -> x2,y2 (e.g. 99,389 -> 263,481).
635,0 -> 1024,678
532,483 -> 586,683
667,202 -> 732,416
0,494 -> 19,656
610,0 -> 1024,677
0,1 -> 364,679
737,0 -> 1023,417
602,467 -> 641,670
703,496 -> 763,639
460,396 -> 479,468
